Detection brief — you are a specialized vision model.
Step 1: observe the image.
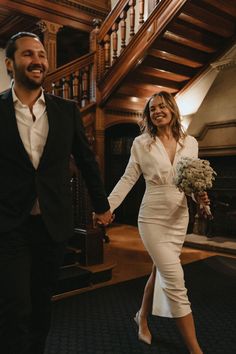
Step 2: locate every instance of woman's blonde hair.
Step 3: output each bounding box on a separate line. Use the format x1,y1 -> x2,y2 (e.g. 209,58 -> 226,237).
140,91 -> 186,142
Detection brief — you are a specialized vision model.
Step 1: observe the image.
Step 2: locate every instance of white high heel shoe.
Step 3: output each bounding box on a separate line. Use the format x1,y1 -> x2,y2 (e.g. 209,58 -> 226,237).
134,311 -> 152,345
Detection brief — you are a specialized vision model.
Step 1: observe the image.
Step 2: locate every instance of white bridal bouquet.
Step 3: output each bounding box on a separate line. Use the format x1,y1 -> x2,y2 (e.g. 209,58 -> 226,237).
174,157 -> 217,219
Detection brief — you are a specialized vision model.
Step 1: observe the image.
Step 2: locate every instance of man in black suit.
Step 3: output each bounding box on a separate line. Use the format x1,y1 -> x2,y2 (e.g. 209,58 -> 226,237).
0,32 -> 112,354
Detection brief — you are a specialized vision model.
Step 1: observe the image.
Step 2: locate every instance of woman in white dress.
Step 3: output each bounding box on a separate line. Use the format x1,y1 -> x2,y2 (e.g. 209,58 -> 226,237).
108,92 -> 209,354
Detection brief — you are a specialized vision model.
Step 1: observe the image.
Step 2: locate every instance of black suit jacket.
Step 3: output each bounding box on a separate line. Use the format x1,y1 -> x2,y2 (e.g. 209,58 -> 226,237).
0,89 -> 110,241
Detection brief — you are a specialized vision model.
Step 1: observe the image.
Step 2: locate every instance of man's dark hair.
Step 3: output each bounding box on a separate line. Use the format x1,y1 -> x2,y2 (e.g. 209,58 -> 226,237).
5,32 -> 40,60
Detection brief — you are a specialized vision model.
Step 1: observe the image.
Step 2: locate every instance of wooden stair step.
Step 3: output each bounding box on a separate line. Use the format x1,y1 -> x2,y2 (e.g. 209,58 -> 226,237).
62,246 -> 82,267
54,264 -> 91,296
52,261 -> 116,301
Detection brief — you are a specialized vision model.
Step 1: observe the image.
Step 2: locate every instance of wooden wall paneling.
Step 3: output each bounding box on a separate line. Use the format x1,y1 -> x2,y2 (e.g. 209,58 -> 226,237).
197,120 -> 236,157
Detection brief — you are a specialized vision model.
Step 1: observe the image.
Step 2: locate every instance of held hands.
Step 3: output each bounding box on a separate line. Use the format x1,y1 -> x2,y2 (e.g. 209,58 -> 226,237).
93,210 -> 115,227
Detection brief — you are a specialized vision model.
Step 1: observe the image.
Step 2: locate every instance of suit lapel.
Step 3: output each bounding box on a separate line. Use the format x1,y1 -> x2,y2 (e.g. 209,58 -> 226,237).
38,93 -> 64,170
0,89 -> 34,168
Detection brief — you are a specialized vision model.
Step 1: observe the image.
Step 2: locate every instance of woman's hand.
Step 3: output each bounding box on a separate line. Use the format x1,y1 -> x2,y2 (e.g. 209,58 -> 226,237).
93,210 -> 115,227
195,192 -> 212,219
195,191 -> 210,206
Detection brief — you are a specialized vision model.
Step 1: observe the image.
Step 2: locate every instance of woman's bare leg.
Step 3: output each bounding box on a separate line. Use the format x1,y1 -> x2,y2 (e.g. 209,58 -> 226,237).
175,312 -> 203,354
135,264 -> 156,344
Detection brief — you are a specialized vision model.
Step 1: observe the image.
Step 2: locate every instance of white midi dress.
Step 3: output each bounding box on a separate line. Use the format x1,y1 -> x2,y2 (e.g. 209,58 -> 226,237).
108,133 -> 198,318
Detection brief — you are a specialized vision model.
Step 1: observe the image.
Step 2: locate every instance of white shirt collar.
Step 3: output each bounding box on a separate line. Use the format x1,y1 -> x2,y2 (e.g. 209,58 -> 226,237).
12,87 -> 45,106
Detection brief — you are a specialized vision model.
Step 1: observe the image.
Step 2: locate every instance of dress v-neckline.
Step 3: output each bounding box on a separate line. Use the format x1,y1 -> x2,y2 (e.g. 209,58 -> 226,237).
156,137 -> 178,166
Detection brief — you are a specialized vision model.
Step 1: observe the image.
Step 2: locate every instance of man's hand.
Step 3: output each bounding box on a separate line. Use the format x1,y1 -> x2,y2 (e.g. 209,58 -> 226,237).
93,210 -> 114,227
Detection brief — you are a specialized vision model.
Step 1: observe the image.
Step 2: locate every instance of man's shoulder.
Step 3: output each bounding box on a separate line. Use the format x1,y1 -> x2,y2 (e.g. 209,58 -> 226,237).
0,88 -> 11,100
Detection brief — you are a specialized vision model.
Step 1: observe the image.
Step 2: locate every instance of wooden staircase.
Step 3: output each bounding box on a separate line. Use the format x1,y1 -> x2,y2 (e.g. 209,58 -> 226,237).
96,0 -> 236,111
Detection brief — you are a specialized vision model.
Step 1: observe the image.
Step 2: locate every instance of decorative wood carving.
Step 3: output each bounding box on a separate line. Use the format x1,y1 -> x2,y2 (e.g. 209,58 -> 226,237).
0,0 -> 108,32
104,109 -> 142,129
38,20 -> 62,70
138,0 -> 145,26
129,0 -> 136,38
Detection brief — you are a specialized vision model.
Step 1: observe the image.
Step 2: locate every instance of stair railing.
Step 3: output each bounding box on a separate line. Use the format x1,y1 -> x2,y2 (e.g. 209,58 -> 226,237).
95,0 -> 187,105
96,0 -> 148,81
43,52 -> 95,110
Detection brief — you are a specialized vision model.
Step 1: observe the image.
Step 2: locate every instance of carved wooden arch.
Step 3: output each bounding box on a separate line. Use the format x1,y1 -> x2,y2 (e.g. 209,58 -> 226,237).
104,110 -> 142,130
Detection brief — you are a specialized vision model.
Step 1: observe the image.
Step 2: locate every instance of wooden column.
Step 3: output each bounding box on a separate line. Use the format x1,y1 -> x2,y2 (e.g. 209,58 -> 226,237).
38,20 -> 62,71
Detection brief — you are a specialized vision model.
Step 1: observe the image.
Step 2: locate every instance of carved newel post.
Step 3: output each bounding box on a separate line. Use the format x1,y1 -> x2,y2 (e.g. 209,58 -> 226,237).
37,20 -> 62,71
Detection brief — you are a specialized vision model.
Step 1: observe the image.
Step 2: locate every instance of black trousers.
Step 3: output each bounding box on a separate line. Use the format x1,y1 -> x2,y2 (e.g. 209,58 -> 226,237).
0,216 -> 65,354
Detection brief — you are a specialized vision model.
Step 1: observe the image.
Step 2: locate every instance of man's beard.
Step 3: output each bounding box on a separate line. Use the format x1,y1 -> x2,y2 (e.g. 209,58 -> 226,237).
13,63 -> 46,90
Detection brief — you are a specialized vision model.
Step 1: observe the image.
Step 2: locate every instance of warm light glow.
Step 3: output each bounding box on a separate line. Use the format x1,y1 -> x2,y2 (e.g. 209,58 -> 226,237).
181,115 -> 193,131
175,69 -> 219,116
130,97 -> 139,103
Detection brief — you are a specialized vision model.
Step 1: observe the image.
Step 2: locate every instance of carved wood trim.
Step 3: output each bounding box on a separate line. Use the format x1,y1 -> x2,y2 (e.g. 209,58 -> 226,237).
104,109 -> 142,129
196,120 -> 236,157
49,0 -> 109,16
196,120 -> 236,141
199,146 -> 236,157
0,0 -> 108,32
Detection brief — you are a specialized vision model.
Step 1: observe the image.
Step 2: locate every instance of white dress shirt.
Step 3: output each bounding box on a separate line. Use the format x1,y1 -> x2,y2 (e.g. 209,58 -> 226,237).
12,88 -> 49,214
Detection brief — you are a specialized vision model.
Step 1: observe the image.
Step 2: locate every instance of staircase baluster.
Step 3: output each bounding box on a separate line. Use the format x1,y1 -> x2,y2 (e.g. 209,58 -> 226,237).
139,0 -> 145,26
120,10 -> 127,51
81,66 -> 89,108
56,79 -> 62,97
104,34 -> 111,70
66,75 -> 71,99
72,70 -> 79,101
51,82 -> 55,95
61,76 -> 70,99
129,0 -> 136,39
112,22 -> 118,62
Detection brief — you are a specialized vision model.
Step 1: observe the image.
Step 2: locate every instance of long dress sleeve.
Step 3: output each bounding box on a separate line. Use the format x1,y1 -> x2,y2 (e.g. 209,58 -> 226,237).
108,142 -> 142,213
189,136 -> 198,159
